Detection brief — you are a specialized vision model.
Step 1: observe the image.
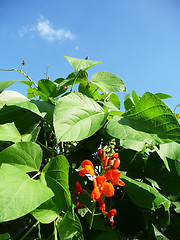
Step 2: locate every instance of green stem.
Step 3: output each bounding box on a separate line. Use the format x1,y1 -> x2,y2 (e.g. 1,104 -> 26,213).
19,221 -> 39,240
37,140 -> 54,153
31,171 -> 41,179
89,199 -> 96,230
38,222 -> 41,239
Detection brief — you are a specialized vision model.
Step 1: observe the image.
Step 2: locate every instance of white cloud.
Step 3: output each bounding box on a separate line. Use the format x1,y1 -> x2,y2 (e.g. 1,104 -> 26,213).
19,16 -> 75,41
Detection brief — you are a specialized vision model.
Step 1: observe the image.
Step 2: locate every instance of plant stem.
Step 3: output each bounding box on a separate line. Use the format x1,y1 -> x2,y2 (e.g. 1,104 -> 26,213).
0,68 -> 38,88
89,199 -> 96,230
19,221 -> 39,240
31,172 -> 41,179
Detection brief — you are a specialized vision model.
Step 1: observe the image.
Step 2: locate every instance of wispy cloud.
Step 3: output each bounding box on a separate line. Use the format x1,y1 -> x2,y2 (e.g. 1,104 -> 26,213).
19,16 -> 75,41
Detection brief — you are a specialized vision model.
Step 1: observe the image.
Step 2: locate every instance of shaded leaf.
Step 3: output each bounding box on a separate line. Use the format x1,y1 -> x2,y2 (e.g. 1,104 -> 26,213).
57,211 -> 84,240
121,174 -> 170,211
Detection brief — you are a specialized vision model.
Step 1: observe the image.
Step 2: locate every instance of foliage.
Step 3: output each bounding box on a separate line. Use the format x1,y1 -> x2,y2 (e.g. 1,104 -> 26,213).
0,56 -> 180,240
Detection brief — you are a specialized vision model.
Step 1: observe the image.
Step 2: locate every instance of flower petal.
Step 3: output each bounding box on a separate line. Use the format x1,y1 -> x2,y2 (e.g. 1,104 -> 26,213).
81,160 -> 94,168
102,182 -> 115,197
91,186 -> 102,199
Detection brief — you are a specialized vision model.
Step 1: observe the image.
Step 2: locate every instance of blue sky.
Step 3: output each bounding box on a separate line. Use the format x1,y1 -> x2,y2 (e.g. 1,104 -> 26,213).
0,0 -> 180,112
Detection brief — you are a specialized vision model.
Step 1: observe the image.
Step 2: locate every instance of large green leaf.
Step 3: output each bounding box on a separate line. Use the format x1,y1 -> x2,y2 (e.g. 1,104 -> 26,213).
121,174 -> 170,211
33,155 -> 71,223
0,91 -> 44,123
106,92 -> 180,145
123,92 -> 180,142
57,211 -> 84,240
0,142 -> 42,172
54,92 -> 108,142
0,164 -> 54,222
0,80 -> 32,93
0,123 -> 21,142
65,56 -> 101,71
91,71 -> 126,93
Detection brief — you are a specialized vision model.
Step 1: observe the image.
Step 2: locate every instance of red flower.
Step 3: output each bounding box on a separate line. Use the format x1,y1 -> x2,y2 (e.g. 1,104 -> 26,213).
91,176 -> 115,200
112,158 -> 120,169
104,209 -> 117,227
75,182 -> 85,195
79,160 -> 95,177
98,197 -> 106,212
76,201 -> 85,210
104,169 -> 121,185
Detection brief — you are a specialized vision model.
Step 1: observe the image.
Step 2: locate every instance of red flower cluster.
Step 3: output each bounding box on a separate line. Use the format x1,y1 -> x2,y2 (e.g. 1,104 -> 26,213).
76,147 -> 125,227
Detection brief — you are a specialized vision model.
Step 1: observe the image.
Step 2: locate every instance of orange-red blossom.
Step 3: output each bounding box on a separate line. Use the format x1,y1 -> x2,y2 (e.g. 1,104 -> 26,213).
79,160 -> 95,177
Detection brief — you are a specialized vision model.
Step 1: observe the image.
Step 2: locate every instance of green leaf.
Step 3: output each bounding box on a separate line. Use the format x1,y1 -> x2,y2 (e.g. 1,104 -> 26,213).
0,233 -> 11,240
124,94 -> 134,111
40,155 -> 71,214
121,174 -> 170,211
152,224 -> 169,240
153,145 -> 170,172
0,90 -> 45,120
172,202 -> 180,213
57,211 -> 84,240
0,142 -> 42,172
65,56 -> 101,71
54,92 -> 108,142
21,123 -> 41,142
91,71 -> 126,93
38,79 -> 57,101
31,100 -> 54,124
98,93 -> 121,109
132,90 -> 140,104
0,164 -> 54,222
0,123 -> 21,142
27,87 -> 39,99
0,80 -> 32,93
78,82 -> 99,99
123,92 -> 180,142
154,93 -> 173,99
159,142 -> 180,161
31,199 -> 59,224
120,139 -> 145,152
106,92 -> 180,145
106,116 -> 166,145
145,152 -> 180,196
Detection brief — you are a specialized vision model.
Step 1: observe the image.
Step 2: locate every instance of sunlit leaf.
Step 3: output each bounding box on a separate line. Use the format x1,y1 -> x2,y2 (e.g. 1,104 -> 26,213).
91,71 -> 126,93
0,123 -> 21,142
65,56 -> 101,71
0,80 -> 32,93
0,164 -> 54,222
54,92 -> 108,142
0,142 -> 42,172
